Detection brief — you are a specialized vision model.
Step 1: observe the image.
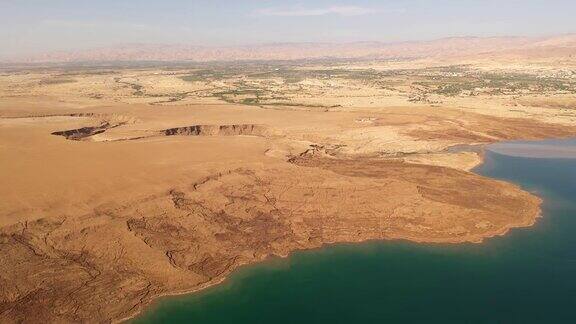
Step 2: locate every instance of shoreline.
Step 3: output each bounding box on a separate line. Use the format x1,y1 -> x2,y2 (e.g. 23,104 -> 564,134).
123,141 -> 545,323
123,220 -> 543,324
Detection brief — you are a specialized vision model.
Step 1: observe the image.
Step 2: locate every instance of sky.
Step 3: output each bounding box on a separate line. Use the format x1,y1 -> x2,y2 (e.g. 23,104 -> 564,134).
1,0 -> 576,58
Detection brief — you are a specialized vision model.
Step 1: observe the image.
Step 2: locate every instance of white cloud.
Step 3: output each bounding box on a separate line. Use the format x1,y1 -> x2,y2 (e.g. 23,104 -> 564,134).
254,5 -> 396,17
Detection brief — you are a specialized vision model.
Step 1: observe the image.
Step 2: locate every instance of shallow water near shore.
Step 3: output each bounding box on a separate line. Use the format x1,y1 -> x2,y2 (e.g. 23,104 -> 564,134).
133,139 -> 576,324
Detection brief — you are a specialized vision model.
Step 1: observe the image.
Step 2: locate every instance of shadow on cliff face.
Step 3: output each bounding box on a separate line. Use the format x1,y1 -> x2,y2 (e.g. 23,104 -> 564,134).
162,124 -> 271,137
51,122 -> 273,141
51,122 -> 125,140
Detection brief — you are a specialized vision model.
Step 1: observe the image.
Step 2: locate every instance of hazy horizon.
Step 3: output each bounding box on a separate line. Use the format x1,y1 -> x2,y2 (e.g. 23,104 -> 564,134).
2,0 -> 576,59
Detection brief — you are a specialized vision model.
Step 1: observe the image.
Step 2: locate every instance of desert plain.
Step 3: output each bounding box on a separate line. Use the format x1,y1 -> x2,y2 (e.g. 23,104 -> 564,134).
1,36 -> 576,322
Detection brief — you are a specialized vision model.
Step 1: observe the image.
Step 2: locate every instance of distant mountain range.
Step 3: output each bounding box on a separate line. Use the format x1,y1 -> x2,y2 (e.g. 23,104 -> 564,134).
7,34 -> 576,63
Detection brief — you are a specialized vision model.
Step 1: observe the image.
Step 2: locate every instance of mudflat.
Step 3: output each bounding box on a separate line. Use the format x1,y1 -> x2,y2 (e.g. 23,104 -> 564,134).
1,56 -> 576,322
489,140 -> 576,158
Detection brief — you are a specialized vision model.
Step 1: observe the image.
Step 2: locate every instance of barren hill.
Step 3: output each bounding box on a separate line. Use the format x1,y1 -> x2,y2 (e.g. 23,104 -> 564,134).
10,34 -> 576,63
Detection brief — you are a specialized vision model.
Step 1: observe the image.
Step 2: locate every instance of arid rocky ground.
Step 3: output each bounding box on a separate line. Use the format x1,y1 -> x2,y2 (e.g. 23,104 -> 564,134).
1,54 -> 576,322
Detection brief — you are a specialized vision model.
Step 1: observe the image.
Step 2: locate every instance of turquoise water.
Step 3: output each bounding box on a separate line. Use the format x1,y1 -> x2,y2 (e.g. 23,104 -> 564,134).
134,139 -> 576,324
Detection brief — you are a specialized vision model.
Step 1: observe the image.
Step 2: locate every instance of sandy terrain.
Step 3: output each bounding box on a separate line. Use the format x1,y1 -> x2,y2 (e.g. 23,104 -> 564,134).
1,56 -> 576,322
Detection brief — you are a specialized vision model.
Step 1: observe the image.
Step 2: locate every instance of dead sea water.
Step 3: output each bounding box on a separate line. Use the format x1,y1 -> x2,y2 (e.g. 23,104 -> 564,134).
133,139 -> 576,324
